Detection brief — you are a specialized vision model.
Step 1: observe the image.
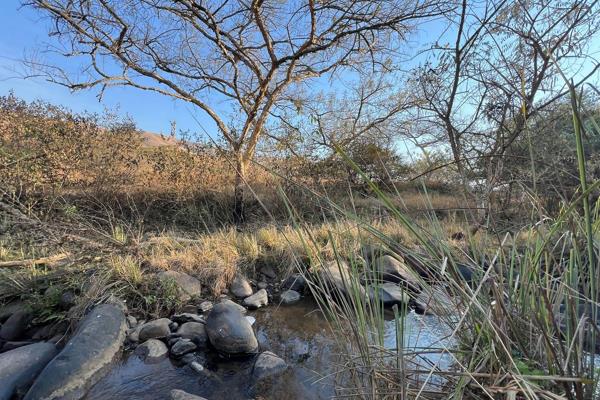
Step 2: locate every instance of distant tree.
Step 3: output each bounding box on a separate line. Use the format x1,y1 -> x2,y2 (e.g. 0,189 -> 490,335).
24,0 -> 444,223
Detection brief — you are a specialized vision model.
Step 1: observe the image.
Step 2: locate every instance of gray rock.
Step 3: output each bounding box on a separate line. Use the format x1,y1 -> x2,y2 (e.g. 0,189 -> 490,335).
127,323 -> 145,343
1,341 -> 35,352
158,271 -> 202,302
106,294 -> 128,314
252,351 -> 287,381
230,274 -> 253,298
172,313 -> 204,324
0,342 -> 58,400
126,315 -> 138,328
170,389 -> 208,400
138,318 -> 172,341
281,273 -> 307,293
220,299 -> 247,314
370,283 -> 410,307
373,255 -> 421,292
0,310 -> 31,341
181,304 -> 198,314
198,301 -> 213,313
59,291 -> 77,310
177,322 -> 208,346
257,281 -> 268,290
24,304 -> 126,400
317,261 -> 367,299
169,321 -> 179,332
280,290 -> 301,305
206,302 -> 258,354
259,264 -> 277,279
0,302 -> 25,323
243,289 -> 268,309
170,339 -> 197,358
135,339 -> 168,361
189,361 -> 204,374
245,316 -> 256,326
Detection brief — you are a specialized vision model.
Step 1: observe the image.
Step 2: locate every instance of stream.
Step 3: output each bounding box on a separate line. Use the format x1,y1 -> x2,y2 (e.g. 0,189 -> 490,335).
85,299 -> 454,400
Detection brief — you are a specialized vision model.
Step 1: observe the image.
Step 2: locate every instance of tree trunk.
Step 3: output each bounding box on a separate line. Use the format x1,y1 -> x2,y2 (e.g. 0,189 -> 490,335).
233,156 -> 247,225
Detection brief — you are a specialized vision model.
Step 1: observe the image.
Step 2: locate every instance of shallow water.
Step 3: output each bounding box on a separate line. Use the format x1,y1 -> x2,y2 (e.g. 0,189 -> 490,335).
85,299 -> 453,400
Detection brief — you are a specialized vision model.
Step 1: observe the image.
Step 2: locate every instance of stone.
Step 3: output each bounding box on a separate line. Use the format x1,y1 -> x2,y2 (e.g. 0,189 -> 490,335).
252,351 -> 287,381
245,316 -> 256,326
198,301 -> 213,313
370,283 -> 410,307
281,273 -> 307,293
230,274 -> 253,298
134,339 -> 168,361
258,264 -> 277,279
181,305 -> 198,314
126,315 -> 138,328
138,318 -> 172,341
243,289 -> 268,309
257,281 -> 268,290
24,304 -> 126,400
317,261 -> 367,299
170,389 -> 208,400
177,322 -> 208,346
169,321 -> 179,332
0,302 -> 25,323
59,291 -> 77,310
170,339 -> 197,358
0,342 -> 58,400
106,294 -> 128,314
157,271 -> 202,301
172,313 -> 204,324
220,299 -> 247,314
127,323 -> 145,343
31,324 -> 53,341
205,302 -> 258,354
189,361 -> 204,374
279,290 -> 301,305
0,310 -> 31,341
372,255 -> 421,292
1,341 -> 35,352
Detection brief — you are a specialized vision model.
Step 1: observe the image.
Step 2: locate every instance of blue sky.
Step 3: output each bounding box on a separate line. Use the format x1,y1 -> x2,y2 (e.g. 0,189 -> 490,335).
0,0 -> 212,136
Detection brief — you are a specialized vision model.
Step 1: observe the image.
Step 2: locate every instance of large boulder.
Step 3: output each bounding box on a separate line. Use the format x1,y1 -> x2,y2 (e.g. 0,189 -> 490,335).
24,304 -> 126,400
157,271 -> 202,302
0,310 -> 32,341
0,342 -> 58,400
243,289 -> 268,309
205,302 -> 258,355
372,255 -> 421,292
170,389 -> 207,400
138,318 -> 171,341
316,261 -> 367,299
230,274 -> 253,298
252,351 -> 287,381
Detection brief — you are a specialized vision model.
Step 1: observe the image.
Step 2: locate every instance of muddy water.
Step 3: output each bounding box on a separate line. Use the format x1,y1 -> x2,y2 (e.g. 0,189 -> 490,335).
85,299 -> 453,400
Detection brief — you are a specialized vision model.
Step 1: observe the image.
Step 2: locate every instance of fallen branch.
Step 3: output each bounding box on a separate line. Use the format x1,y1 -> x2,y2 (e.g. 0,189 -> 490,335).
0,252 -> 71,268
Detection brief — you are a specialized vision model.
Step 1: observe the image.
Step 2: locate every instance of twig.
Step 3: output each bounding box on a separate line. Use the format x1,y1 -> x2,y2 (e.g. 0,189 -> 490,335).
0,252 -> 71,268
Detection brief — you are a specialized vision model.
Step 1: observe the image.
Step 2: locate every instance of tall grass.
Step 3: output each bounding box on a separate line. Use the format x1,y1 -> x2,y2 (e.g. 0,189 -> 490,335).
293,90 -> 600,399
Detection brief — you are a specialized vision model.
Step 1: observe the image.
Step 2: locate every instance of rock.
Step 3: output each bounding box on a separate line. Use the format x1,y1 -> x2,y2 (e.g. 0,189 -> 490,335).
106,294 -> 128,314
0,342 -> 58,400
177,322 -> 208,346
189,361 -> 204,374
0,302 -> 25,323
243,289 -> 268,309
170,339 -> 197,358
127,323 -> 144,343
219,299 -> 247,314
370,283 -> 410,307
169,321 -> 179,332
252,351 -> 287,381
360,244 -> 387,264
138,318 -> 172,341
279,290 -> 301,305
31,324 -> 53,341
126,315 -> 138,328
198,301 -> 213,313
259,264 -> 277,280
181,305 -> 198,314
206,302 -> 258,354
281,273 -> 307,293
170,389 -> 208,400
372,255 -> 421,292
158,271 -> 202,301
317,261 -> 367,299
0,310 -> 31,341
24,304 -> 126,400
59,291 -> 77,310
257,281 -> 268,290
1,341 -> 35,352
230,274 -> 253,298
245,316 -> 256,326
134,339 -> 168,361
172,313 -> 204,324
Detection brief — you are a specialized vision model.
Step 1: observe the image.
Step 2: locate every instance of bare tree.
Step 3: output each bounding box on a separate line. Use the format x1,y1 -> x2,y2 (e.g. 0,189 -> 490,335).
24,0 -> 443,222
411,0 -> 600,226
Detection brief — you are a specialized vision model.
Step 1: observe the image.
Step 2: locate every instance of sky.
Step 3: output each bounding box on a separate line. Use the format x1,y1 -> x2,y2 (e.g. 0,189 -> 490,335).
0,0 -> 212,136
